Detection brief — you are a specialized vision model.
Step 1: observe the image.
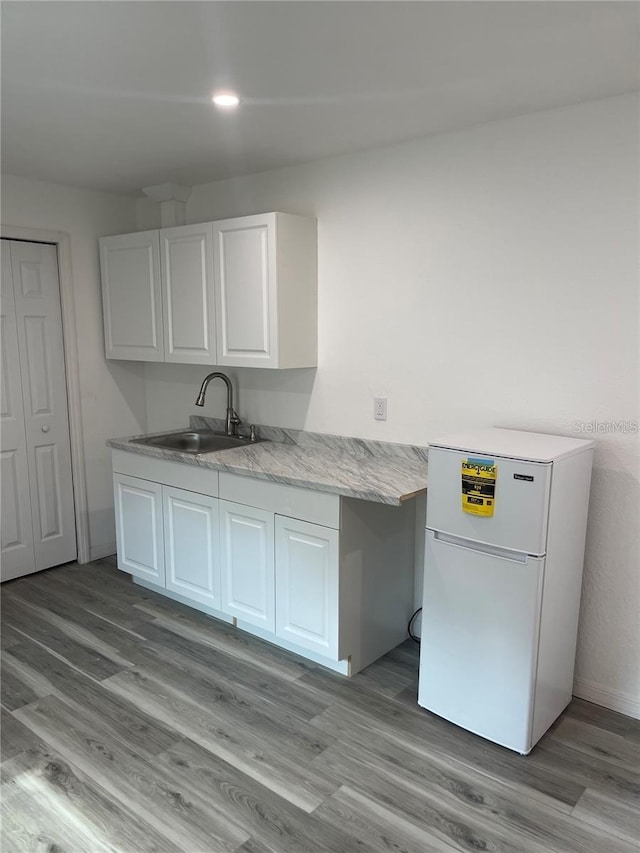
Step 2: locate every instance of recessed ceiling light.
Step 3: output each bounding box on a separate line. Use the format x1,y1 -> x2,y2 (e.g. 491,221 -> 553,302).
211,92 -> 240,108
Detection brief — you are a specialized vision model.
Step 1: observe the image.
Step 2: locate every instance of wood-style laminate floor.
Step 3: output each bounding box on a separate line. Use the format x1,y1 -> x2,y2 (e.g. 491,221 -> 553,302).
1,559 -> 638,853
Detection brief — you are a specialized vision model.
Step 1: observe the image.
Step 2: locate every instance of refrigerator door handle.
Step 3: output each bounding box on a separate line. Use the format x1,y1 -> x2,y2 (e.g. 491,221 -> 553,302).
430,529 -> 530,564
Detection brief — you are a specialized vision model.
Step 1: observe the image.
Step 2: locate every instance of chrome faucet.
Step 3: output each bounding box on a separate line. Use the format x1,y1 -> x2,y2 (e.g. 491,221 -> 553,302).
195,372 -> 241,436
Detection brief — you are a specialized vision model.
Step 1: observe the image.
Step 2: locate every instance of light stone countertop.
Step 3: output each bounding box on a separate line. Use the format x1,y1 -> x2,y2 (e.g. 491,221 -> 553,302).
108,417 -> 428,506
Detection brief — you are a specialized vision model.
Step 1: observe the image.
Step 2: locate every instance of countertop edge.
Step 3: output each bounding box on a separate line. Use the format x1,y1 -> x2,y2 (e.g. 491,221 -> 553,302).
107,436 -> 427,506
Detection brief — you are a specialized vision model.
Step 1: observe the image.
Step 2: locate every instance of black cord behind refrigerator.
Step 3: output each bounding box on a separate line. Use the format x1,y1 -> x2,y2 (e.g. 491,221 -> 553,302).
408,607 -> 422,644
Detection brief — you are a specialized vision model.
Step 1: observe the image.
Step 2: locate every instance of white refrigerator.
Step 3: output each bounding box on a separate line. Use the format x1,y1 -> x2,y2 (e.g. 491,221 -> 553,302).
418,428 -> 594,754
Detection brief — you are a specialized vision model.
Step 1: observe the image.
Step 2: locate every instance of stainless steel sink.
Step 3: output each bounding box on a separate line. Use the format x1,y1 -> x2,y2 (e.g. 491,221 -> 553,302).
131,429 -> 264,454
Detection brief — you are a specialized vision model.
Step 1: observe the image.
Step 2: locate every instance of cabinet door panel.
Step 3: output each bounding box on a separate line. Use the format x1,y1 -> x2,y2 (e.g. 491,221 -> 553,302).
275,516 -> 339,659
163,486 -> 220,608
219,499 -> 274,631
213,215 -> 278,367
113,474 -> 164,584
100,231 -> 163,361
161,224 -> 216,364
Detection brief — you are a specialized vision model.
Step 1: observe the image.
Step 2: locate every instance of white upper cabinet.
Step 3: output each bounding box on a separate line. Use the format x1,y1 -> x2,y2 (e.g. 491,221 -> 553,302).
100,213 -> 317,368
101,225 -> 215,364
213,213 -> 317,368
160,224 -> 216,364
100,230 -> 163,361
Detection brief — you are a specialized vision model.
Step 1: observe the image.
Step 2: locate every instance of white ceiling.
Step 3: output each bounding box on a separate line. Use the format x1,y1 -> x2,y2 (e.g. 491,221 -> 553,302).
2,1 -> 638,196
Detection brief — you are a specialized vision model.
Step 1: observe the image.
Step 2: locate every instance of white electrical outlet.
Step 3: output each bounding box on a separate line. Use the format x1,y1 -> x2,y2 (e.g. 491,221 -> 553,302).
374,397 -> 387,421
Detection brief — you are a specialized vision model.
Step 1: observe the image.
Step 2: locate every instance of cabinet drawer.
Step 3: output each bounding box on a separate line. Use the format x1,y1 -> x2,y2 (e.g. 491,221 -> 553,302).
111,450 -> 219,497
219,472 -> 339,529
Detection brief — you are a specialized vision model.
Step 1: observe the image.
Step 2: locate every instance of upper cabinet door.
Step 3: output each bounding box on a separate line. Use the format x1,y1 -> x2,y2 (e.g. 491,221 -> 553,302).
100,231 -> 163,361
160,224 -> 216,364
213,212 -> 317,369
213,214 -> 278,368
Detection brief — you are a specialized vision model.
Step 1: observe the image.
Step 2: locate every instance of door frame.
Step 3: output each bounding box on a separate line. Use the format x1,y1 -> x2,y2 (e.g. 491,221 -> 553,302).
1,225 -> 90,563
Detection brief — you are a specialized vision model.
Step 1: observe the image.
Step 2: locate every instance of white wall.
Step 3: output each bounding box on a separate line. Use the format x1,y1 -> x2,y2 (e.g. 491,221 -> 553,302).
1,174 -> 145,559
140,94 -> 639,715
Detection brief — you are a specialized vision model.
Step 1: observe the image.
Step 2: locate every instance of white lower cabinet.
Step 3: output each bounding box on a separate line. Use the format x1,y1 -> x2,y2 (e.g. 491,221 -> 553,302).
163,486 -> 220,609
275,516 -> 339,659
219,500 -> 275,631
113,474 -> 165,585
112,454 -> 415,675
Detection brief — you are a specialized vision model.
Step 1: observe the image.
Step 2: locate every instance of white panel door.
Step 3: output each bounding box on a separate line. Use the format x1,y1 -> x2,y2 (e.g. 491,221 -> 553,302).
275,516 -> 339,659
160,224 -> 216,364
213,214 -> 278,367
163,486 -> 220,608
219,499 -> 275,631
100,230 -> 163,361
9,241 -> 77,574
418,529 -> 544,754
0,242 -> 36,581
113,474 -> 164,585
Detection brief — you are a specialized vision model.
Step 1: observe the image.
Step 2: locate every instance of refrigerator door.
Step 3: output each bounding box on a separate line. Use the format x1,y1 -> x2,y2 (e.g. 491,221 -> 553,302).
426,447 -> 552,554
418,529 -> 544,754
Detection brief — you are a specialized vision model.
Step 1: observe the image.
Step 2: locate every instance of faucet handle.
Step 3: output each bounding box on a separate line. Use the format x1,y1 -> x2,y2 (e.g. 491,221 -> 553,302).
236,422 -> 258,442
229,409 -> 242,436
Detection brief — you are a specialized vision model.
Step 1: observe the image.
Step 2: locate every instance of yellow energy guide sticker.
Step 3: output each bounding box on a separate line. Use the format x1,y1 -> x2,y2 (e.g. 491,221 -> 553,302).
461,458 -> 497,517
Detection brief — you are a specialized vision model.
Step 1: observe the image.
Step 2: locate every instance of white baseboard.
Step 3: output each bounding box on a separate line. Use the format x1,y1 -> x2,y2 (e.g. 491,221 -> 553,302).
573,678 -> 640,720
88,542 -> 117,563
